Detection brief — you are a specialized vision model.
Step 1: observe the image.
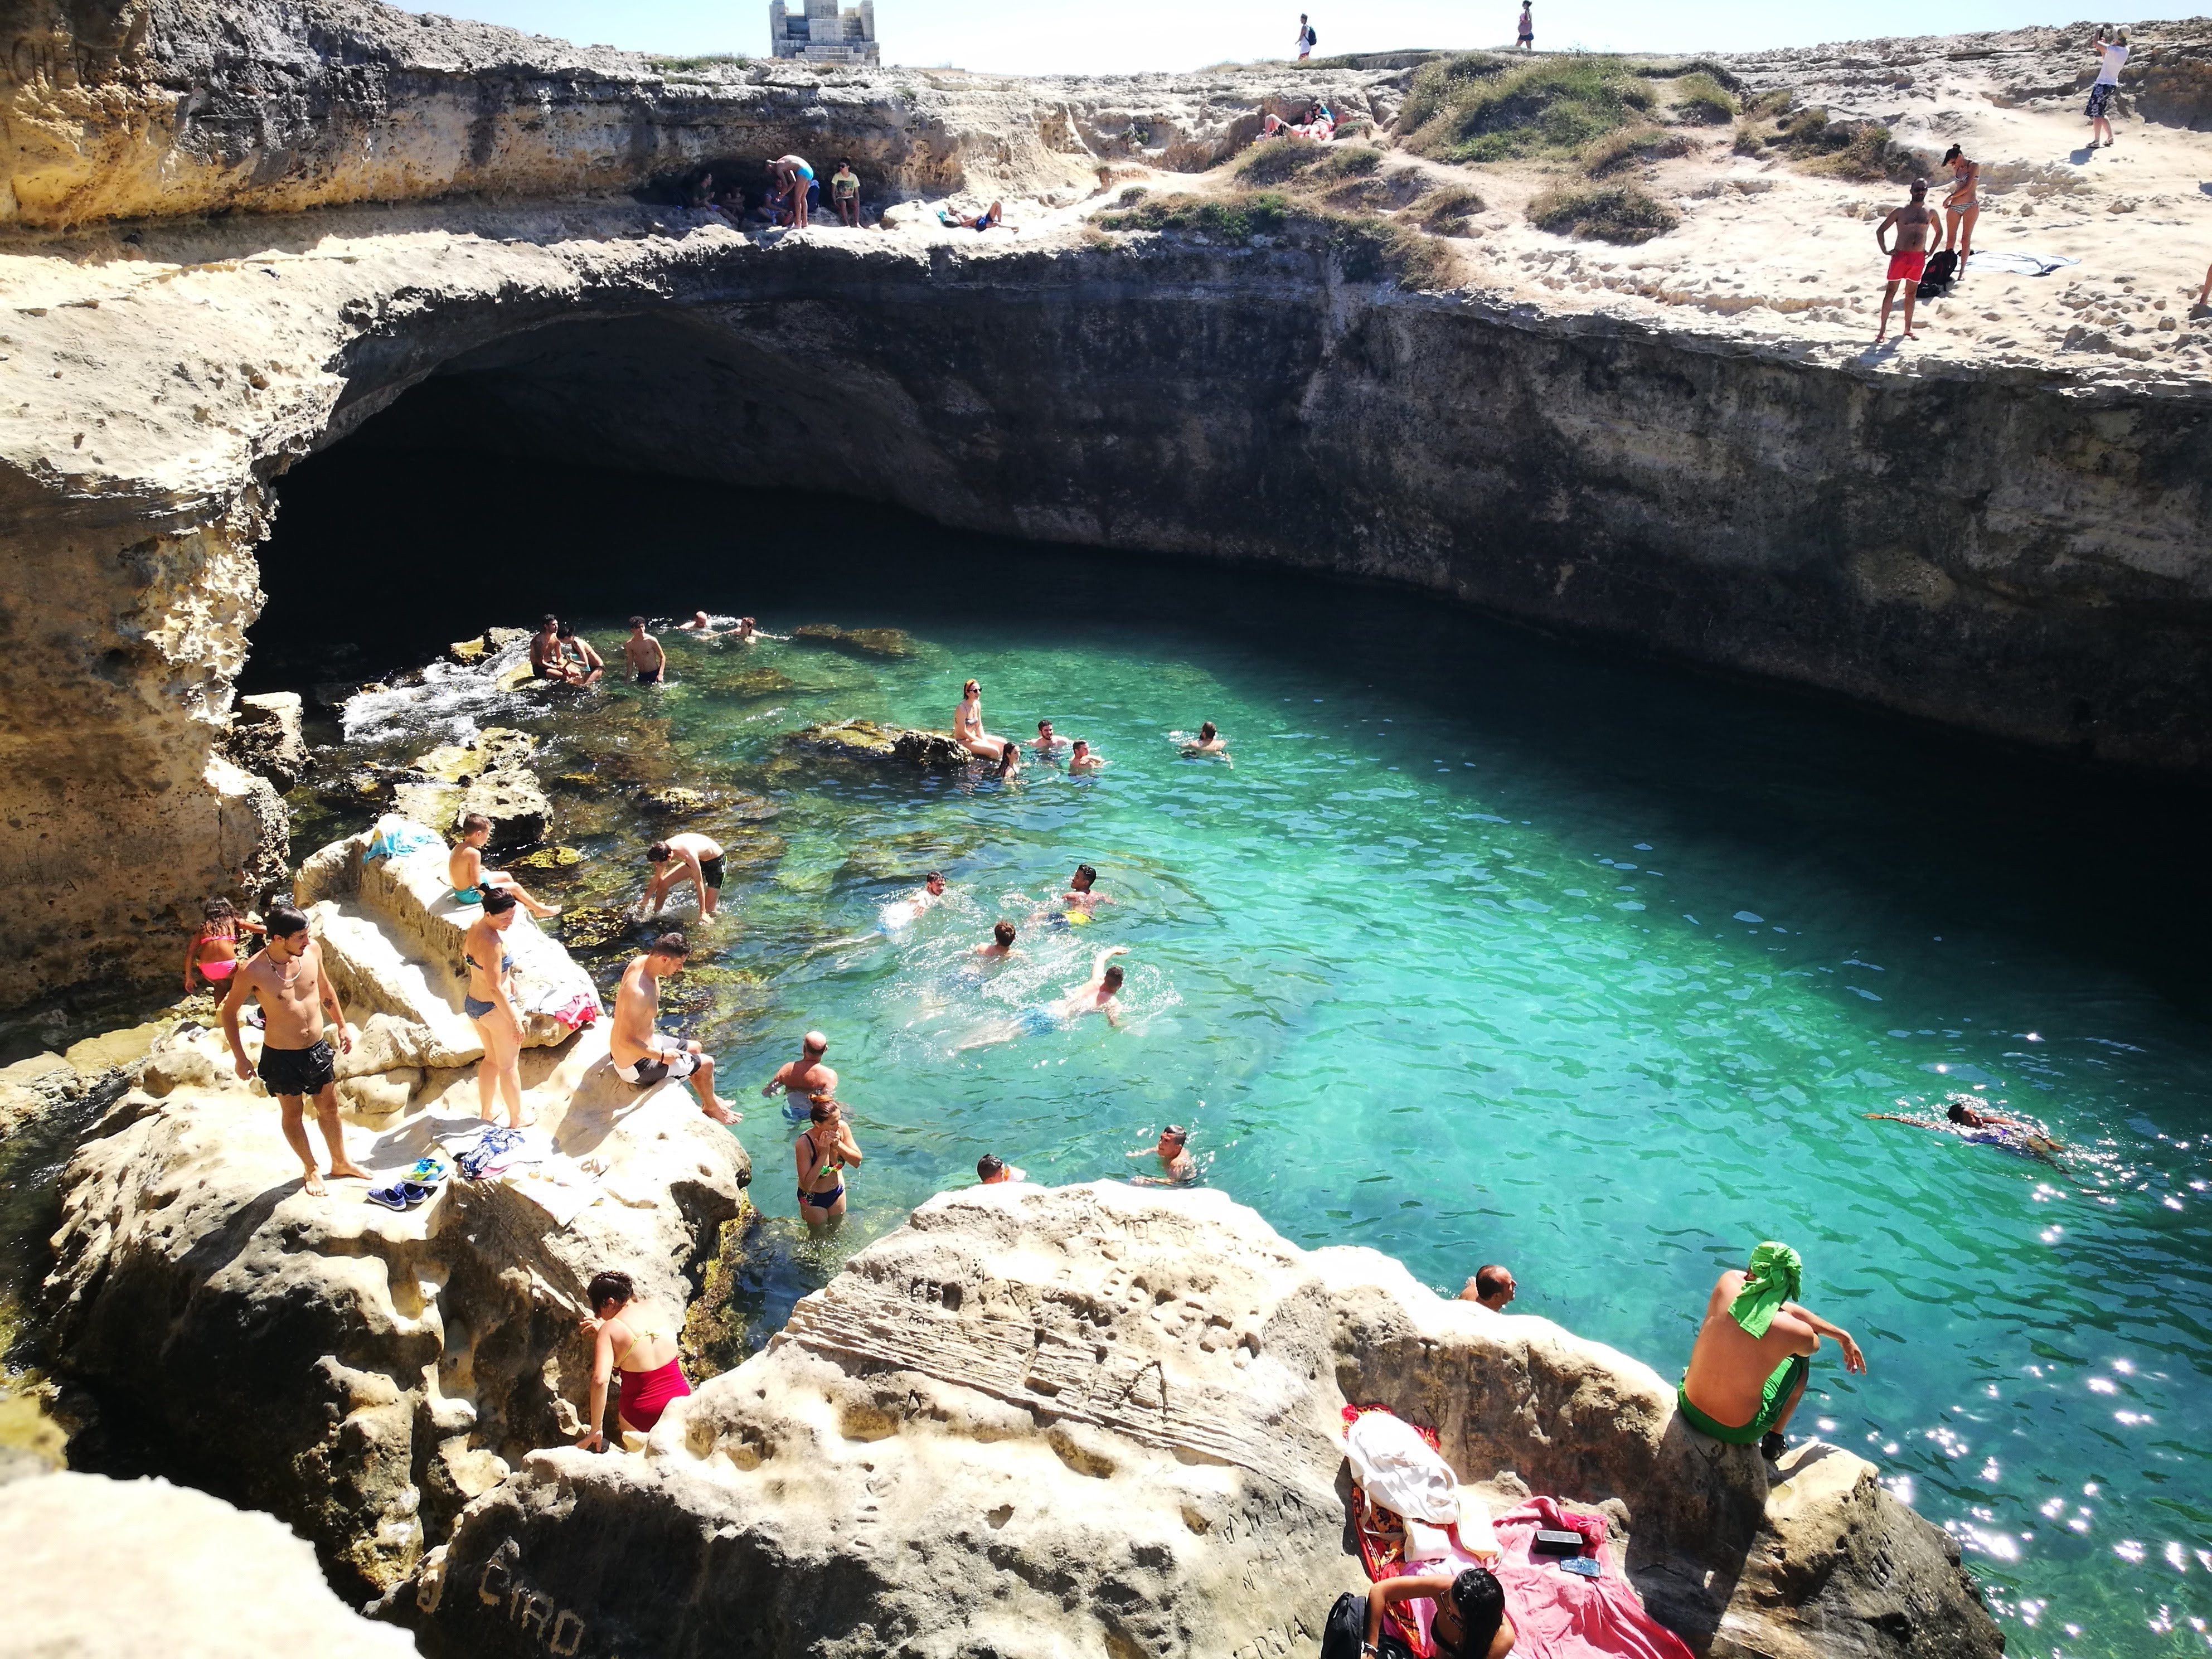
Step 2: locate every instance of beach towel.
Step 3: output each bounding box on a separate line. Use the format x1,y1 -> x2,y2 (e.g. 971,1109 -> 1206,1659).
1963,251 -> 2079,276
1486,1498 -> 1696,1659
365,821 -> 443,862
1348,1408 -> 1461,1524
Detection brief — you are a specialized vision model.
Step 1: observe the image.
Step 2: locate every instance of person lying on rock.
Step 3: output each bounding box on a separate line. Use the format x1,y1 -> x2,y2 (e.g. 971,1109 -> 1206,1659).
611,932 -> 737,1124
575,1269 -> 691,1452
796,1094 -> 863,1233
555,622 -> 604,686
644,832 -> 726,921
1128,1123 -> 1195,1185
219,904 -> 371,1197
623,615 -> 667,685
448,814 -> 560,918
954,678 -> 1007,758
464,889 -> 531,1129
1336,1564 -> 1514,1659
938,201 -> 1007,231
763,1030 -> 838,1102
1678,1241 -> 1864,1461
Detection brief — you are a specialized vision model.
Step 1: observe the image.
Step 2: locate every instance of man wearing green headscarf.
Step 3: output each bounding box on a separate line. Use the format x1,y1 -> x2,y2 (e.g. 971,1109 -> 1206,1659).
1679,1241 -> 1866,1460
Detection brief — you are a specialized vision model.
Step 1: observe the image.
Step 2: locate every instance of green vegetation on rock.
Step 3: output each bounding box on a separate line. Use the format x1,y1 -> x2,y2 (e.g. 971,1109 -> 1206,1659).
1671,71 -> 1740,124
1580,126 -> 1692,178
1402,55 -> 1656,164
1527,182 -> 1681,244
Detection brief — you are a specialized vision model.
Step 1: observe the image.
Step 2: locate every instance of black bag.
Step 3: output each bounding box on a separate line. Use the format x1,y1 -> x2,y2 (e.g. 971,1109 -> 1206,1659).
1321,1592 -> 1420,1659
1306,25 -> 1318,45
1918,249 -> 1959,295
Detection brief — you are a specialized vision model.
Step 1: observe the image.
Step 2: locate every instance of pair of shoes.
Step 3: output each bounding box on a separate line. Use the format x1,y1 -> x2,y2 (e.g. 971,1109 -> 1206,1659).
367,1180 -> 440,1211
405,1156 -> 450,1184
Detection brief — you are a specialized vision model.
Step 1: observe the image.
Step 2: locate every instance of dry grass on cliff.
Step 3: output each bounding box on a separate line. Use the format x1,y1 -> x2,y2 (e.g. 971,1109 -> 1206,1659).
1729,103 -> 1922,183
1093,187 -> 1458,289
1526,183 -> 1682,245
1401,54 -> 1658,163
1579,125 -> 1694,178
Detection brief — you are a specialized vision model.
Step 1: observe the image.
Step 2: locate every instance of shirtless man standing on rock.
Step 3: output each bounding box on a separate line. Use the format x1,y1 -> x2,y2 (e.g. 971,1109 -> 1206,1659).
762,1030 -> 838,1103
1875,178 -> 1940,344
220,904 -> 371,1196
1679,1241 -> 1865,1460
610,932 -> 735,1123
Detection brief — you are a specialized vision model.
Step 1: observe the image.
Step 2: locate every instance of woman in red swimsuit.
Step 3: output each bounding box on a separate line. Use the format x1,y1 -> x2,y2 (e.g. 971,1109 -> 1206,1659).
182,896 -> 263,997
574,1270 -> 691,1450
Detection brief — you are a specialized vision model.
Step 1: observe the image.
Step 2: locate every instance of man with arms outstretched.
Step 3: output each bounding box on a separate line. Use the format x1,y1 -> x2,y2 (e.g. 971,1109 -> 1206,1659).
221,905 -> 371,1196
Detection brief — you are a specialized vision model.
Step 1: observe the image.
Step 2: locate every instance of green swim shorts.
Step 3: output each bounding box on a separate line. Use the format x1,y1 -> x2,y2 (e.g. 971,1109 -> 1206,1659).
1676,1352 -> 1808,1445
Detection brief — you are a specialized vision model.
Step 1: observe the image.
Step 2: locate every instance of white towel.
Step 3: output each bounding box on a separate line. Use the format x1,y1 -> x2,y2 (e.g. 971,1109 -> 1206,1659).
1346,1411 -> 1461,1525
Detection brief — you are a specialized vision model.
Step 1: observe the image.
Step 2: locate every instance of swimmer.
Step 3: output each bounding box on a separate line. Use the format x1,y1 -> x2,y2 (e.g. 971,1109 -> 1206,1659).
954,678 -> 1007,759
795,1094 -> 862,1233
1181,721 -> 1229,759
977,1153 -> 1026,1184
1128,1123 -> 1195,1186
677,610 -> 718,633
448,814 -> 561,917
1060,862 -> 1115,916
916,871 -> 948,909
762,1030 -> 838,1102
1032,719 -> 1065,753
953,946 -> 1128,1049
1068,740 -> 1107,774
645,832 -> 726,921
973,920 -> 1018,959
1866,1094 -> 2065,1161
996,740 -> 1021,779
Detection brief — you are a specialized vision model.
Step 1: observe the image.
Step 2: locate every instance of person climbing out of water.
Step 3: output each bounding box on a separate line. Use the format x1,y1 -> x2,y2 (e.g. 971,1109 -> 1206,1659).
795,1094 -> 862,1232
448,814 -> 560,917
831,157 -> 861,227
1939,144 -> 1982,263
974,920 -> 1018,958
977,1152 -> 1025,1183
645,832 -> 726,921
1128,1122 -> 1195,1185
763,1030 -> 838,1102
1183,721 -> 1229,759
1033,718 -> 1065,753
575,1269 -> 691,1452
1069,739 -> 1107,773
529,614 -> 566,682
182,895 -> 263,996
220,905 -> 371,1197
2087,28 -> 2127,149
463,889 -> 530,1128
954,678 -> 1006,758
1874,178 -> 1939,344
953,946 -> 1129,1049
623,616 -> 667,685
1338,1565 -> 1515,1659
1679,1241 -> 1864,1461
1458,1263 -> 1516,1311
610,932 -> 736,1124
1865,1094 -> 2066,1161
555,622 -> 604,686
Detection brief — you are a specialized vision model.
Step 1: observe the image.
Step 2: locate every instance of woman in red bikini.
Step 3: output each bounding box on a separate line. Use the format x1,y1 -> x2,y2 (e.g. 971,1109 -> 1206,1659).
574,1270 -> 691,1451
182,896 -> 263,997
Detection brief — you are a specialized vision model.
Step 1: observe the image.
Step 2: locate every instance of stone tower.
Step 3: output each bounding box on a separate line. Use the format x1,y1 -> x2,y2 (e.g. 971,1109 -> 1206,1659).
767,0 -> 879,65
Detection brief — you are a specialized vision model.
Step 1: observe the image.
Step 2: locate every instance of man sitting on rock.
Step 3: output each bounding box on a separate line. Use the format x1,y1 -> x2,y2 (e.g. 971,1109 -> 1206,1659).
610,932 -> 736,1124
448,813 -> 560,918
219,905 -> 372,1197
1679,1241 -> 1864,1460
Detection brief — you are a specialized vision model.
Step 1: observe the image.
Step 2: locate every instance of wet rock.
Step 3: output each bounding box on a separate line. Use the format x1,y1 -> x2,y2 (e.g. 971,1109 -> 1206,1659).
787,719 -> 972,769
452,627 -> 530,666
725,667 -> 796,696
2,1472 -> 417,1656
221,690 -> 310,789
404,1185 -> 2000,1659
391,728 -> 550,847
508,845 -> 584,872
790,622 -> 916,658
836,826 -> 987,882
636,786 -> 709,816
0,1051 -> 79,1142
549,904 -> 638,955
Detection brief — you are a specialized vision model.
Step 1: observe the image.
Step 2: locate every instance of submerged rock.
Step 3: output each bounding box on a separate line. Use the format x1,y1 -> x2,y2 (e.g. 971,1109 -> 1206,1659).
403,1185 -> 2000,1659
221,690 -> 310,790
787,719 -> 972,770
636,785 -> 710,816
790,622 -> 916,659
725,667 -> 797,696
2,1472 -> 416,1656
508,845 -> 585,872
392,727 -> 551,846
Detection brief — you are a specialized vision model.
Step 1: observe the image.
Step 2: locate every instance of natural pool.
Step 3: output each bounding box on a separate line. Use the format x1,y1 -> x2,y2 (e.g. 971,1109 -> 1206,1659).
254,463 -> 2211,1659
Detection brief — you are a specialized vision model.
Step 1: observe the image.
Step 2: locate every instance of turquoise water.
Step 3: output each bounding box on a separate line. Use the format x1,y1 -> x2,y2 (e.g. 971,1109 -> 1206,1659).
260,473 -> 2212,1658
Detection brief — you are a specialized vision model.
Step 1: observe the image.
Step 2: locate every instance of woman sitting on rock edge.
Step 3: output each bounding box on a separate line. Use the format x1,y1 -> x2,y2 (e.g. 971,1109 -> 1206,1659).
576,1270 -> 691,1452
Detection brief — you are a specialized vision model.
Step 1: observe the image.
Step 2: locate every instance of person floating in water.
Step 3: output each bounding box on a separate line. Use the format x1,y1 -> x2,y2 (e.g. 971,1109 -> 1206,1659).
954,678 -> 1006,759
1679,1241 -> 1864,1461
1866,1094 -> 2065,1161
976,1152 -> 1025,1184
763,1030 -> 838,1103
1182,721 -> 1229,761
182,895 -> 263,997
219,905 -> 372,1196
954,947 -> 1129,1049
644,832 -> 725,921
974,919 -> 1018,959
796,1094 -> 862,1233
624,615 -> 667,685
448,814 -> 560,917
1128,1123 -> 1195,1186
575,1269 -> 690,1452
1068,739 -> 1107,774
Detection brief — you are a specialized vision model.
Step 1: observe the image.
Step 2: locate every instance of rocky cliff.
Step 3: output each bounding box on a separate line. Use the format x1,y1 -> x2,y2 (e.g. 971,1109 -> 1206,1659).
395,1183 -> 2001,1659
0,0 -> 2206,1012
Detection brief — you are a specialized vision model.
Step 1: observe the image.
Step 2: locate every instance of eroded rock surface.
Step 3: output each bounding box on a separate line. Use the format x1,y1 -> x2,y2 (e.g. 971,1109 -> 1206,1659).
788,719 -> 975,769
403,1185 -> 1998,1659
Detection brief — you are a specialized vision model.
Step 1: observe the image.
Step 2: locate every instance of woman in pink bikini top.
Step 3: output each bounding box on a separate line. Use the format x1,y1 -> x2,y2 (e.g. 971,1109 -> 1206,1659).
576,1269 -> 692,1449
183,896 -> 263,996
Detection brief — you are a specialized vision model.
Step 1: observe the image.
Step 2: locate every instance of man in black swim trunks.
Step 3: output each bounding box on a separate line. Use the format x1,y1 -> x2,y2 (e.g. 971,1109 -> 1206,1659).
528,614 -> 565,681
219,905 -> 371,1196
646,832 -> 725,920
623,615 -> 666,685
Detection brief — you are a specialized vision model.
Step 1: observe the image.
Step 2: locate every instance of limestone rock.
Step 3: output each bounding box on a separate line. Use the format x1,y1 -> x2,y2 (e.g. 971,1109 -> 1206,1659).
636,786 -> 709,816
0,1051 -> 79,1141
47,1025 -> 750,1598
221,690 -> 311,790
1,1471 -> 418,1657
391,727 -> 550,847
405,1185 -> 1998,1659
508,845 -> 584,871
790,622 -> 917,658
788,719 -> 973,769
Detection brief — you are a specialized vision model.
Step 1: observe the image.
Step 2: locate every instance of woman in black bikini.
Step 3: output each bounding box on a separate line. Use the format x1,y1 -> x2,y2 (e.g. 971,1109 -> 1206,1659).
463,890 -> 528,1128
794,1094 -> 862,1234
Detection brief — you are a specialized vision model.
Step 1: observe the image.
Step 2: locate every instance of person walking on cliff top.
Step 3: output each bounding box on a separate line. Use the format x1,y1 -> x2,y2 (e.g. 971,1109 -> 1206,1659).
220,904 -> 371,1197
623,615 -> 666,685
1874,178 -> 1939,343
831,158 -> 861,227
1296,13 -> 1317,59
610,932 -> 736,1123
2087,28 -> 2128,149
1678,1241 -> 1865,1459
1517,2 -> 1534,52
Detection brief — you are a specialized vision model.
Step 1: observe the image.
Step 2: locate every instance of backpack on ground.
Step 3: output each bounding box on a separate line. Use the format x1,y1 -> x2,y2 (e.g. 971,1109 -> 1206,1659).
1918,249 -> 1959,295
